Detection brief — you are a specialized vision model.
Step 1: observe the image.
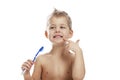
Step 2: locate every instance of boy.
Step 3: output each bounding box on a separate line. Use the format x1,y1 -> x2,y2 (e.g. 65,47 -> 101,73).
21,9 -> 85,80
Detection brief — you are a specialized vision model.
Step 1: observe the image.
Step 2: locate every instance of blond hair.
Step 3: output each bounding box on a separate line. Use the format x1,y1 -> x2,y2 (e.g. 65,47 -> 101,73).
47,9 -> 72,30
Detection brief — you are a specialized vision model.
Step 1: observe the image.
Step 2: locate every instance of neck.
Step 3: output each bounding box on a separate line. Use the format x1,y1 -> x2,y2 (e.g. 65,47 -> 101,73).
50,43 -> 66,57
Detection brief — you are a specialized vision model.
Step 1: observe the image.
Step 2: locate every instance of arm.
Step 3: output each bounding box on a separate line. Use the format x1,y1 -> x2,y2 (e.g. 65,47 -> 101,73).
65,40 -> 85,80
72,48 -> 85,80
32,56 -> 42,80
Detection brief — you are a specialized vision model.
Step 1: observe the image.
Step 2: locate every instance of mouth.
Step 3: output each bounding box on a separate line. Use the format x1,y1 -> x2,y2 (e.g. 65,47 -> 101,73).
53,35 -> 63,38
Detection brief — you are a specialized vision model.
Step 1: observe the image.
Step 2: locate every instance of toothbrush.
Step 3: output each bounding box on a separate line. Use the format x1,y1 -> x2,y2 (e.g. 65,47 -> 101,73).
32,46 -> 44,62
22,46 -> 44,74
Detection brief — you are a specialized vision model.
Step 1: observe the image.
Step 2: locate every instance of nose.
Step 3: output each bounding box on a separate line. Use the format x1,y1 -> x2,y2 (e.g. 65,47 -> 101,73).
55,27 -> 60,33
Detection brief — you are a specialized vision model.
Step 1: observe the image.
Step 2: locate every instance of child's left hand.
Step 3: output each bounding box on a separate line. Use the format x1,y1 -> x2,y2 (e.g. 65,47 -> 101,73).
64,39 -> 81,54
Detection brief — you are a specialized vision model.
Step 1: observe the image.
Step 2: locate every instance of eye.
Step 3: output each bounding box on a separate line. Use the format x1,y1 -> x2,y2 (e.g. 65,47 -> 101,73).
60,26 -> 66,29
49,26 -> 56,29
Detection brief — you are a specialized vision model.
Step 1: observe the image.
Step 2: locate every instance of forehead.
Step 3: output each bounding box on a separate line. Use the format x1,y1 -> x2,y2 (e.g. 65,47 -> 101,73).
49,16 -> 68,24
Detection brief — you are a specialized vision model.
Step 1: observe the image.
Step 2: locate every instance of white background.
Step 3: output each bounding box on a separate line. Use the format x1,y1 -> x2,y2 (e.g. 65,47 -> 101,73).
0,0 -> 120,80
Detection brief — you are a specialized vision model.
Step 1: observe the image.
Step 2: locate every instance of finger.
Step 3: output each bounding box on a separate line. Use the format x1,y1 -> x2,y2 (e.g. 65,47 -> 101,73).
63,38 -> 68,43
25,60 -> 33,67
21,66 -> 25,71
22,60 -> 33,70
63,37 -> 71,42
21,66 -> 29,71
21,64 -> 28,71
23,63 -> 31,71
23,62 -> 31,69
65,41 -> 72,50
63,38 -> 70,45
27,59 -> 34,64
76,39 -> 80,44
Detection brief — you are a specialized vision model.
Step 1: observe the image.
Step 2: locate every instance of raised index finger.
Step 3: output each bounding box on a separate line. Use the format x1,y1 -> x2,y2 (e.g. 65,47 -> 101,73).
63,38 -> 70,44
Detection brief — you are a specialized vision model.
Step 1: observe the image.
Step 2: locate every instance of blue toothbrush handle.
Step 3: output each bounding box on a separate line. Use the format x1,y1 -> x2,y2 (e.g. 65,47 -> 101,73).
32,46 -> 44,62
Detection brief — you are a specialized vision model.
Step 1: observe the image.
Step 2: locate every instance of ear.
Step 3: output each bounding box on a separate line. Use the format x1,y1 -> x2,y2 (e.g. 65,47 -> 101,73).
68,30 -> 73,38
45,31 -> 48,38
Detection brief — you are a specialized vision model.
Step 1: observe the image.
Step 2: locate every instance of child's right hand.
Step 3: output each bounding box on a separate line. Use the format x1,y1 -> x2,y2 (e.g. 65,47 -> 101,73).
21,59 -> 34,73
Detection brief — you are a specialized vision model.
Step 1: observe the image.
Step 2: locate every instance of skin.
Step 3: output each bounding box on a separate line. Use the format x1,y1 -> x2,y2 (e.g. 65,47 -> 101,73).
21,16 -> 85,80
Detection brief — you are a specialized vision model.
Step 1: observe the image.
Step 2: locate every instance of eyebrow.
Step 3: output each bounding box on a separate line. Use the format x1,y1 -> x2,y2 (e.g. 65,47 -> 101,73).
60,24 -> 67,26
49,24 -> 68,27
49,24 -> 56,26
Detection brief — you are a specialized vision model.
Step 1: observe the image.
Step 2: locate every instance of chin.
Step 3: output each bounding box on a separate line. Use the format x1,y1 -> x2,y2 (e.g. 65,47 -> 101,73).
52,40 -> 64,44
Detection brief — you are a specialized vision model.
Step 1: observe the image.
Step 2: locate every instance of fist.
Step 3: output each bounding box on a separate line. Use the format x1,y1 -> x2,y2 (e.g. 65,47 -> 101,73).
21,59 -> 34,73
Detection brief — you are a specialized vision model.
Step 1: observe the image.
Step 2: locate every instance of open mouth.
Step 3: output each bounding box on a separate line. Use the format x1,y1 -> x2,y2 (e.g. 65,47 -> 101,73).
53,35 -> 63,38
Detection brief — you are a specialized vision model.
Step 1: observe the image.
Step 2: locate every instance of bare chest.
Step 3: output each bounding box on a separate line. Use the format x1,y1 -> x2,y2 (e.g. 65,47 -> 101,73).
42,58 -> 73,80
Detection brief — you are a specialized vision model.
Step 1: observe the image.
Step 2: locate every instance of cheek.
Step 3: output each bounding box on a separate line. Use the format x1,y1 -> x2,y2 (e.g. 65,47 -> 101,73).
63,30 -> 73,39
48,32 -> 54,40
63,32 -> 70,38
47,30 -> 53,36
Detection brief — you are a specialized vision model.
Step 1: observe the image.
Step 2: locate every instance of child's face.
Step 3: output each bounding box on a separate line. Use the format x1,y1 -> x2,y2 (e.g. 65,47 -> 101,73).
45,16 -> 73,44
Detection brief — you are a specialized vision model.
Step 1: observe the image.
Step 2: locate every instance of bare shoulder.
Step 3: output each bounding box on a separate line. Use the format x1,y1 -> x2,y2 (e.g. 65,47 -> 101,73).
35,53 -> 50,64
